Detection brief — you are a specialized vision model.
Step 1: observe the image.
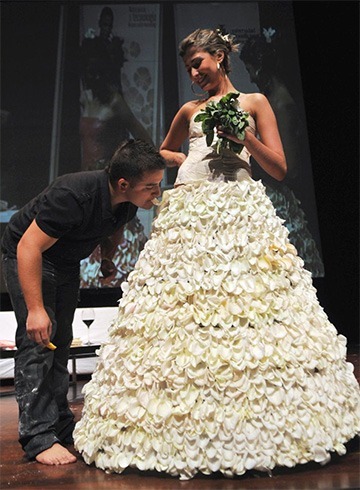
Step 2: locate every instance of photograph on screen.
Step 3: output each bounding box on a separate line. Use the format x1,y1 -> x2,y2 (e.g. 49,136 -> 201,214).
78,3 -> 162,289
0,1 -> 325,300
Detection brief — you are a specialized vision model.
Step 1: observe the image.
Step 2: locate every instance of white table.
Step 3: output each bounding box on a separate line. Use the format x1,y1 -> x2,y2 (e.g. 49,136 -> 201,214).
0,307 -> 117,379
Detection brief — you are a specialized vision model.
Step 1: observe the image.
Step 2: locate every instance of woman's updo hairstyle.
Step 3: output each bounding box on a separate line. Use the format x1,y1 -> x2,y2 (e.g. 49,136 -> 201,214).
240,28 -> 280,75
179,27 -> 239,75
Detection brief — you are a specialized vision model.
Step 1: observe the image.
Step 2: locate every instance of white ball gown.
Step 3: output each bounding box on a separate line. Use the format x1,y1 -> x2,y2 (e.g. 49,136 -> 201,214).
74,110 -> 360,480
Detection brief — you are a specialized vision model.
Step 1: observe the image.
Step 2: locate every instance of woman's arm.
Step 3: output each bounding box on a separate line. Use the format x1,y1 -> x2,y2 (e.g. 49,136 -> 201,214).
273,100 -> 302,180
159,103 -> 193,167
219,93 -> 287,181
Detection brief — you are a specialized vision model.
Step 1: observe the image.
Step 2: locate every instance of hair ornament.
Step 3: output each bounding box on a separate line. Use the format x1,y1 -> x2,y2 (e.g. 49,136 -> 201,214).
262,27 -> 276,43
216,27 -> 232,45
85,27 -> 96,39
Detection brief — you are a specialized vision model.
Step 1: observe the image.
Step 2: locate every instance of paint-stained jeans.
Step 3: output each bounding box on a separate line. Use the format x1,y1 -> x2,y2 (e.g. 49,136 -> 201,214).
2,255 -> 80,459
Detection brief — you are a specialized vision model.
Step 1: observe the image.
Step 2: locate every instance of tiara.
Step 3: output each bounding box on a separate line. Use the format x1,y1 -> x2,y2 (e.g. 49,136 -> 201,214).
216,28 -> 232,45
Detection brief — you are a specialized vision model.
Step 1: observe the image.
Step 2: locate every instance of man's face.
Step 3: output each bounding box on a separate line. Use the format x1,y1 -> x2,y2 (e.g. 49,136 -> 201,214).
125,170 -> 164,209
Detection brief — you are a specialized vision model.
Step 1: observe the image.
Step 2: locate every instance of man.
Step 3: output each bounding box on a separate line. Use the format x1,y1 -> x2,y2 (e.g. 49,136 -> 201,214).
1,139 -> 165,465
79,6 -> 152,170
80,6 -> 126,105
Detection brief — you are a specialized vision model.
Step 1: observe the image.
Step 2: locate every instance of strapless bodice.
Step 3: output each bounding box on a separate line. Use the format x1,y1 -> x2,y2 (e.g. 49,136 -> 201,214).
175,106 -> 256,185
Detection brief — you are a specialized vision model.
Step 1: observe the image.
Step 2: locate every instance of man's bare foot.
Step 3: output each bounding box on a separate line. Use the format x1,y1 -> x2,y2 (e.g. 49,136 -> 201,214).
35,443 -> 77,465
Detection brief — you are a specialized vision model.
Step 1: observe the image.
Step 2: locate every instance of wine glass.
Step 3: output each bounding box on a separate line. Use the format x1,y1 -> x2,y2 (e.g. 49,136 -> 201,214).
81,308 -> 95,345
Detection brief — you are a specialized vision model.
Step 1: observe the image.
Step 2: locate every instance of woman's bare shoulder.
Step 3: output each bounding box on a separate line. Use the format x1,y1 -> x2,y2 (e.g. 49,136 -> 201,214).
174,99 -> 207,123
240,92 -> 271,115
241,92 -> 268,105
182,99 -> 206,114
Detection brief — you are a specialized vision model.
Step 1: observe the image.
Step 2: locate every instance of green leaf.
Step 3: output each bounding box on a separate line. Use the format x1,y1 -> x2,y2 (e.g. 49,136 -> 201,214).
194,113 -> 205,123
229,142 -> 244,153
206,131 -> 214,147
203,118 -> 216,131
194,91 -> 249,154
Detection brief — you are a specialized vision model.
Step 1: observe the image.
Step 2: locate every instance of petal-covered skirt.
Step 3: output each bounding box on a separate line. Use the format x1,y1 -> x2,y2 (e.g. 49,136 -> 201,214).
74,179 -> 360,480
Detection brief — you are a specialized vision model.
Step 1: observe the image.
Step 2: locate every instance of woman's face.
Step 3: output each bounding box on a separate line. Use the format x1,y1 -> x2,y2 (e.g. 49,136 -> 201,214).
183,48 -> 222,92
99,14 -> 113,40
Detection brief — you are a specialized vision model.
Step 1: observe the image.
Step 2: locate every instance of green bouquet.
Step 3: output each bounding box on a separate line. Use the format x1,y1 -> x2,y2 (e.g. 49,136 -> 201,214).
194,92 -> 249,154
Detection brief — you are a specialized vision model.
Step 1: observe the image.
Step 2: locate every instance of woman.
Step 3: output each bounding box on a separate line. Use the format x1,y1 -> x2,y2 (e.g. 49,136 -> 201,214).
80,6 -> 153,171
74,28 -> 360,480
239,30 -> 324,277
161,30 -> 286,183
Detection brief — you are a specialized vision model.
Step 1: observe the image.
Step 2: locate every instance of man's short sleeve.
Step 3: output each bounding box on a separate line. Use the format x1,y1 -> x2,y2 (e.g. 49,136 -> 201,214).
35,189 -> 84,238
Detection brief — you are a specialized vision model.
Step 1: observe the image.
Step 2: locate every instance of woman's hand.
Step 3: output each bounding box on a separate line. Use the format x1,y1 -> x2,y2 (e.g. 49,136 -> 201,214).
216,126 -> 247,145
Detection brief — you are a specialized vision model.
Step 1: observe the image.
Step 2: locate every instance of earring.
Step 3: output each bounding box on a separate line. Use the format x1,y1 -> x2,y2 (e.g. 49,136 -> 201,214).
217,62 -> 221,70
191,82 -> 207,98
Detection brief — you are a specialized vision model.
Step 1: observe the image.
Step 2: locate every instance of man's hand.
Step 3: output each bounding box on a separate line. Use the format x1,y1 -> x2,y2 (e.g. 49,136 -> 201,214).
100,258 -> 117,279
26,309 -> 52,346
17,220 -> 58,347
99,229 -> 124,278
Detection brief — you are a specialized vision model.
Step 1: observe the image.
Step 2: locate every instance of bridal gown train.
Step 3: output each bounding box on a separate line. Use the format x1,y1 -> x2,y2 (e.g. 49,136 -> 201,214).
74,109 -> 360,480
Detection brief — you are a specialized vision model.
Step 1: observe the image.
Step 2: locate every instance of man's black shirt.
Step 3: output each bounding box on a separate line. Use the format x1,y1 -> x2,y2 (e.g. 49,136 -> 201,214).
1,170 -> 137,269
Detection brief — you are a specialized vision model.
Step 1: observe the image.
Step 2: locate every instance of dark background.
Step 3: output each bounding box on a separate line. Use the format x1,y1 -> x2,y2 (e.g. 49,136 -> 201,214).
1,1 -> 358,343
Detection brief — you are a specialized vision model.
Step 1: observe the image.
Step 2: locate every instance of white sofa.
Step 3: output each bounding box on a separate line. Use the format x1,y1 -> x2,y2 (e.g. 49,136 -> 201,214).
0,307 -> 118,379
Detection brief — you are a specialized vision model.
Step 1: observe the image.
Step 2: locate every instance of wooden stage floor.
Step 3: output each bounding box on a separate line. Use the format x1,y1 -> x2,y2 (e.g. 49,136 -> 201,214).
1,347 -> 359,490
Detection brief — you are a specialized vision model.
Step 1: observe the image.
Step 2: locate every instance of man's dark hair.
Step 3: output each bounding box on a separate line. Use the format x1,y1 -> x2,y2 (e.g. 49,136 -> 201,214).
107,139 -> 166,187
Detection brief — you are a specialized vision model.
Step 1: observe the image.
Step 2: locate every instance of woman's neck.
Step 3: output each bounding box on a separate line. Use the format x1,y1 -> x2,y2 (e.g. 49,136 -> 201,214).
207,76 -> 237,99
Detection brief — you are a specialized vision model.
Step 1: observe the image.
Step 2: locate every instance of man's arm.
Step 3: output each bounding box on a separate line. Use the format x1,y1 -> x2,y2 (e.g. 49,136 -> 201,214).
17,220 -> 58,346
